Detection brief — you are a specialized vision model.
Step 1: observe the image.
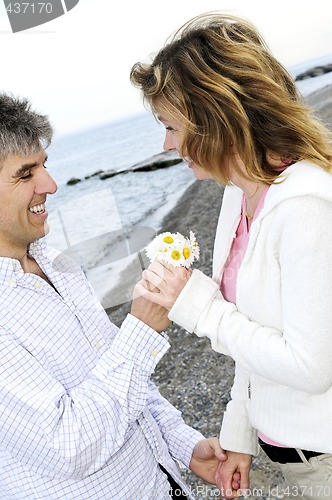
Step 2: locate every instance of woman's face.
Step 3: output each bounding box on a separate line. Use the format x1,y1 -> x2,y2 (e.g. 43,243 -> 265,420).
158,113 -> 212,180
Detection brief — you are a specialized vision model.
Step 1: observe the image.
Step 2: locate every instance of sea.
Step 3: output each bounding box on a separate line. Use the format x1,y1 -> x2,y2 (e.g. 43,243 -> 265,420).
43,54 -> 332,309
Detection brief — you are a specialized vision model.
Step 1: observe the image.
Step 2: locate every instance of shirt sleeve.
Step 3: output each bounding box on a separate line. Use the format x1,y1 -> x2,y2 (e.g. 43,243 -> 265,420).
147,381 -> 204,468
0,313 -> 169,480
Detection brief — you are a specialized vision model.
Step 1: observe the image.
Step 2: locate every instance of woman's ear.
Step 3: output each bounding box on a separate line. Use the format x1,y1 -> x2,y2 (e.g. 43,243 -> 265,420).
265,149 -> 283,167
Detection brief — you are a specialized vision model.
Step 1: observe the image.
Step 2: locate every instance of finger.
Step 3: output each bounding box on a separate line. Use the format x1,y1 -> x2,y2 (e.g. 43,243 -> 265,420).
216,451 -> 228,462
237,464 -> 250,496
148,260 -> 175,277
215,464 -> 237,498
223,473 -> 238,498
231,469 -> 242,492
233,471 -> 241,482
208,439 -> 227,461
232,477 -> 240,490
159,261 -> 192,279
138,278 -> 159,292
134,283 -> 165,306
134,279 -> 157,294
149,260 -> 192,280
214,462 -> 224,490
154,259 -> 177,273
142,269 -> 166,289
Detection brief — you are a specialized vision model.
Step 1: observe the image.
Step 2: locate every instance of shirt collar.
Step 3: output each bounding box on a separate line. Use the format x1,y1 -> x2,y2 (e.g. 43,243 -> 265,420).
0,240 -> 47,286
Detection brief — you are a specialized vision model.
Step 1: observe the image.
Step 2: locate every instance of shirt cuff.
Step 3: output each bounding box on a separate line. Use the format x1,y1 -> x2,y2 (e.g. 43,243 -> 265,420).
108,313 -> 170,374
171,426 -> 205,469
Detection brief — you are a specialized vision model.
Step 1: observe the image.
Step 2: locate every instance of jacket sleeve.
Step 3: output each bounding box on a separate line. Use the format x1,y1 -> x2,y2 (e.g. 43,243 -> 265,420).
169,196 -> 332,394
0,314 -> 169,480
219,363 -> 259,456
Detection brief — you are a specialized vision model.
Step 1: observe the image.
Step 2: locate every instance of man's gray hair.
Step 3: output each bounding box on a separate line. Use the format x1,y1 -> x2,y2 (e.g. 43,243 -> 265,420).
0,93 -> 53,162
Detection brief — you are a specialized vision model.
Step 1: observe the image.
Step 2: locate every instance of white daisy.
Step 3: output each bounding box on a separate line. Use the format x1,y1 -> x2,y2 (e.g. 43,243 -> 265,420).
145,231 -> 200,268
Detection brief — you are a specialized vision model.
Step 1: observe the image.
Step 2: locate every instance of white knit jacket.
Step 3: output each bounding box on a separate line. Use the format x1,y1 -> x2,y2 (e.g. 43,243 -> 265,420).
169,161 -> 332,456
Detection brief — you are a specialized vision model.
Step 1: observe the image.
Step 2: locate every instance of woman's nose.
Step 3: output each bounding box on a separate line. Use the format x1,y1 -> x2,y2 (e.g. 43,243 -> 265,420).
163,133 -> 176,152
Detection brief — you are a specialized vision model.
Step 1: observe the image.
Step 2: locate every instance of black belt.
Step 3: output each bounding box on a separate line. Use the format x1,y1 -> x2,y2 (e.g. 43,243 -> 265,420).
159,464 -> 188,499
259,438 -> 323,464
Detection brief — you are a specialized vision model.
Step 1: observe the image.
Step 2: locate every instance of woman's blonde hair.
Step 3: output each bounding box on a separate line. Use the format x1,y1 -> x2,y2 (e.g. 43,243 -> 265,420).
130,12 -> 332,184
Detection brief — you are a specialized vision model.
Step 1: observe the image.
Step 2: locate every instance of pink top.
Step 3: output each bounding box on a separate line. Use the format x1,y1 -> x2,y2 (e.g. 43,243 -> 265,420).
221,186 -> 288,447
221,187 -> 269,303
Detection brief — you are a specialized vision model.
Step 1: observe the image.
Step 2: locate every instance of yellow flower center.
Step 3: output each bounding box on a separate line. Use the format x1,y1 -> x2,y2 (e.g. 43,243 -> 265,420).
183,247 -> 191,259
163,235 -> 174,244
171,250 -> 181,261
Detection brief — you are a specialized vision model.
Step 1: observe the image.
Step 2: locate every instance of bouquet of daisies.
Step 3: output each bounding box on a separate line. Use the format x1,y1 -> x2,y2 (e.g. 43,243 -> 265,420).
145,231 -> 200,268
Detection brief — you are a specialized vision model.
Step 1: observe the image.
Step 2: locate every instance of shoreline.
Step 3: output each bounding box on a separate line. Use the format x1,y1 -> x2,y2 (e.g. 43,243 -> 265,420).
106,83 -> 332,498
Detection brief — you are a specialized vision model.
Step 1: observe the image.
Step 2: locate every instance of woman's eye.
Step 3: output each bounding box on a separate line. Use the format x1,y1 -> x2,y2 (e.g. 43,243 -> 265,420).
21,171 -> 32,179
166,126 -> 175,133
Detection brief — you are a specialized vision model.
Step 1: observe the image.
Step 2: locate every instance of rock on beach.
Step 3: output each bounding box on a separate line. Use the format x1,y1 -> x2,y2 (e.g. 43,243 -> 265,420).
67,150 -> 182,185
107,79 -> 332,499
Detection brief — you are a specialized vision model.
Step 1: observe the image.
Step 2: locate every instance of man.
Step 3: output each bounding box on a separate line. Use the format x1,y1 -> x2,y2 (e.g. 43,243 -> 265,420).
0,93 -> 225,499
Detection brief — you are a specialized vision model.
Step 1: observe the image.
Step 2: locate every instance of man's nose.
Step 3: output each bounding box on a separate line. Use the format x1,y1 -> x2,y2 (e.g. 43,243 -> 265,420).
35,168 -> 58,195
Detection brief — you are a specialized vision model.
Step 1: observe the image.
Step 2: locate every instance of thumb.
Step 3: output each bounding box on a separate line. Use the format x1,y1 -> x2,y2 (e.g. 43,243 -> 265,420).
208,438 -> 227,461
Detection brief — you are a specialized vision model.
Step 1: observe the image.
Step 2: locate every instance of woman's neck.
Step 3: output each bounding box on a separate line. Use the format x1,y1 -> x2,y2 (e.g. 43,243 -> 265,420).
243,183 -> 267,220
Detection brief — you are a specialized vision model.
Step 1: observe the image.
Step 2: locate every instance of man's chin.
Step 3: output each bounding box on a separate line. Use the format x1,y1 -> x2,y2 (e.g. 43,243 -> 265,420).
31,222 -> 51,243
43,221 -> 51,236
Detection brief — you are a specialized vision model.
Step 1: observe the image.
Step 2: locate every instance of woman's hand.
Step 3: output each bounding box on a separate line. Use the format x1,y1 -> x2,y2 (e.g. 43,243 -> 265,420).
137,260 -> 192,310
215,451 -> 252,498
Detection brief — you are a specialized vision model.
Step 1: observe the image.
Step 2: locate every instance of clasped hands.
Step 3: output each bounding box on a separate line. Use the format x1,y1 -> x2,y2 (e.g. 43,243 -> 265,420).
191,440 -> 251,498
131,260 -> 190,332
130,260 -> 187,333
136,260 -> 192,310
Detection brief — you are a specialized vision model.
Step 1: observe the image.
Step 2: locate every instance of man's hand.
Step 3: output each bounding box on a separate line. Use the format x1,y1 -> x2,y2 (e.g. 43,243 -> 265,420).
189,437 -> 227,485
131,279 -> 171,333
215,451 -> 252,498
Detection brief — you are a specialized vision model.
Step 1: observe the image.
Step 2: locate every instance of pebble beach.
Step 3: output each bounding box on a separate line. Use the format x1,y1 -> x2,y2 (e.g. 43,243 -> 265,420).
107,82 -> 332,499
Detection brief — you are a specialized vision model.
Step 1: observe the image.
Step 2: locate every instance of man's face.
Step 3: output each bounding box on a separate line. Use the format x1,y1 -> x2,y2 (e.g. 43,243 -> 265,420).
0,149 -> 57,257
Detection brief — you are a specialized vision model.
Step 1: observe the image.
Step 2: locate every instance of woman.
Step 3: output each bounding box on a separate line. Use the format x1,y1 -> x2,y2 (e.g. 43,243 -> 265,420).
130,12 -> 332,499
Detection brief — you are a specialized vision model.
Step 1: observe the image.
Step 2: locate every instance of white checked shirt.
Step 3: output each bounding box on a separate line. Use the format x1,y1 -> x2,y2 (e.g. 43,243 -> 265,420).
0,241 -> 203,499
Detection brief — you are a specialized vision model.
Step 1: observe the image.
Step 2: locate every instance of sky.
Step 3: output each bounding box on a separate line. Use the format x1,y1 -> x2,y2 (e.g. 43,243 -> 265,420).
0,0 -> 330,138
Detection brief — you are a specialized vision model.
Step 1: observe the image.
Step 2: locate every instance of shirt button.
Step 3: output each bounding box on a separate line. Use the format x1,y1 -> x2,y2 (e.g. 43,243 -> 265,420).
8,278 -> 15,286
151,349 -> 159,357
95,341 -> 102,350
34,281 -> 42,289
